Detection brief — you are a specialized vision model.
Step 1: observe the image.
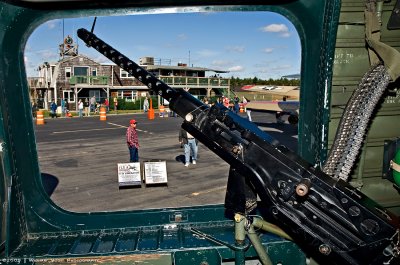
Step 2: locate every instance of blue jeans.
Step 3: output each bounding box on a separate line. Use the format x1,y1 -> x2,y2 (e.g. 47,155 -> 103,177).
184,139 -> 198,163
246,109 -> 252,121
129,146 -> 139,162
234,104 -> 239,113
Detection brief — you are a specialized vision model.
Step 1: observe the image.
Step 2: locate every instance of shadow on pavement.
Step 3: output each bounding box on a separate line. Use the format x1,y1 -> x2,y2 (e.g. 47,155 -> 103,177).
254,121 -> 298,152
175,154 -> 186,164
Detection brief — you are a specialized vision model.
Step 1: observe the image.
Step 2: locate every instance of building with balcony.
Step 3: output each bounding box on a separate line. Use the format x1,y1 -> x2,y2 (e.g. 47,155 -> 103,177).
28,53 -> 230,111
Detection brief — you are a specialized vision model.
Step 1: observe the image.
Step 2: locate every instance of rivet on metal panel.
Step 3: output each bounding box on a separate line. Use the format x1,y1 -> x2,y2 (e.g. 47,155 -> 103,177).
319,244 -> 331,255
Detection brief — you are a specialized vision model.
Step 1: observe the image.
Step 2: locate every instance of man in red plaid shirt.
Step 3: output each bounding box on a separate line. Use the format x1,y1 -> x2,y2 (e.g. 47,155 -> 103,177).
126,119 -> 140,162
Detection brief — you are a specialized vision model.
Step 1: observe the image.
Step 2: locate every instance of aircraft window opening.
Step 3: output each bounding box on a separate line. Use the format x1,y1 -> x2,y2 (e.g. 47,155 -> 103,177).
26,11 -> 301,213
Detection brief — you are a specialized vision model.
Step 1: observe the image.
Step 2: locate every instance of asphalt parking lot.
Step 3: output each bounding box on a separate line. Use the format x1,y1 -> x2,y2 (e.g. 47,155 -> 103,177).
35,111 -> 298,213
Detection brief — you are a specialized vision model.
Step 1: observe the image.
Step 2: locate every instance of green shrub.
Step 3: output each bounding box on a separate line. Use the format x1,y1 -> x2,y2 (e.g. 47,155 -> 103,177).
110,97 -> 158,110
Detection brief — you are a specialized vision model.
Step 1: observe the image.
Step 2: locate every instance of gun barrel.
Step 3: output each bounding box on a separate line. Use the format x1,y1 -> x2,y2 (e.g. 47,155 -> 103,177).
77,27 -> 399,265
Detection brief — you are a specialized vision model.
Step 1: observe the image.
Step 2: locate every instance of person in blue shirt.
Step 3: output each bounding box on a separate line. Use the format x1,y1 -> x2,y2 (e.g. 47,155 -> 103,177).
61,99 -> 66,117
50,100 -> 57,118
233,96 -> 240,114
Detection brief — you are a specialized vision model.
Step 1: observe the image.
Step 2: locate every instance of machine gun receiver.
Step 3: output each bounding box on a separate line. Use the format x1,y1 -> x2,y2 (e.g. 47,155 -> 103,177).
77,28 -> 400,265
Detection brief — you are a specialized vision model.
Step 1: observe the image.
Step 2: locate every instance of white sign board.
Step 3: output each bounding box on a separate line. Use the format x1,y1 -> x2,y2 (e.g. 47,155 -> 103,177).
144,161 -> 168,185
117,162 -> 141,187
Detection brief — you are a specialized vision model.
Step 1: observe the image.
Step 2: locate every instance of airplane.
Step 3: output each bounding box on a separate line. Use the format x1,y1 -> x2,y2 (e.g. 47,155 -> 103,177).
243,99 -> 300,124
241,85 -> 300,100
242,85 -> 279,91
240,85 -> 300,124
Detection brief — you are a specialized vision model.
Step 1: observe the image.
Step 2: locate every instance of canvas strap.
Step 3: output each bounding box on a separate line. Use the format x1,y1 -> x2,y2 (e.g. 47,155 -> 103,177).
391,160 -> 400,173
365,2 -> 400,80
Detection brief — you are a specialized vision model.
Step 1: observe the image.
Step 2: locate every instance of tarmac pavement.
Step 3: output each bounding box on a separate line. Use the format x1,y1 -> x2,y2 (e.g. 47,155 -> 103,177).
35,111 -> 298,213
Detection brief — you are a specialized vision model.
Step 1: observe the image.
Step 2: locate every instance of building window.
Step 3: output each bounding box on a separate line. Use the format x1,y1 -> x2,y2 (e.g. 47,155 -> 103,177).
120,69 -> 133,78
63,90 -> 75,103
65,67 -> 71,78
122,90 -> 136,101
92,68 -> 97,76
74,66 -> 89,76
89,90 -> 101,103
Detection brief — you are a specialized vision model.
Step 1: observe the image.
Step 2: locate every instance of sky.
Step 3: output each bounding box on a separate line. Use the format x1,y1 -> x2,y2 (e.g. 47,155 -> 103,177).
24,11 -> 301,80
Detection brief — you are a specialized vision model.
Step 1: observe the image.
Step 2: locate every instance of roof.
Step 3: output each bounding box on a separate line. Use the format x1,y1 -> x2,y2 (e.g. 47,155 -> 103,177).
43,54 -> 229,73
144,64 -> 229,73
45,54 -> 102,66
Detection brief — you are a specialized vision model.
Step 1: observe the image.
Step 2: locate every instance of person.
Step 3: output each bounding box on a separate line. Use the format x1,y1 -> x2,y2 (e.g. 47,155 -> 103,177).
159,104 -> 165,117
242,96 -> 252,121
50,100 -> 57,118
233,96 -> 240,114
31,101 -> 37,118
61,98 -> 66,117
179,127 -> 198,167
223,96 -> 230,108
143,97 -> 149,112
95,102 -> 100,114
78,99 -> 84,117
169,109 -> 177,117
90,96 -> 96,113
104,98 -> 109,112
126,119 -> 139,162
113,97 -> 118,111
85,98 -> 90,116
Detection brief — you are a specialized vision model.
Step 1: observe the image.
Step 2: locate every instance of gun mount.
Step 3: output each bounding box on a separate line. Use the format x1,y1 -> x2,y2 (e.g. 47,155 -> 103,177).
78,28 -> 400,265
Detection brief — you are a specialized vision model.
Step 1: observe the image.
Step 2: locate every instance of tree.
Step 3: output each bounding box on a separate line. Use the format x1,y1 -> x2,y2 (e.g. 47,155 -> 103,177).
229,76 -> 300,90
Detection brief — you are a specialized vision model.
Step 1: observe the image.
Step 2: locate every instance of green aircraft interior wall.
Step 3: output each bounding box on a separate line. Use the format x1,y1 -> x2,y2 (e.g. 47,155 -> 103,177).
9,0 -> 400,263
330,0 -> 400,214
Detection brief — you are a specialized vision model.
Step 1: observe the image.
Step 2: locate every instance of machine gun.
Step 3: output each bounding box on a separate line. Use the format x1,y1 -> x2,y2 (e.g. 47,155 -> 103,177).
78,28 -> 400,265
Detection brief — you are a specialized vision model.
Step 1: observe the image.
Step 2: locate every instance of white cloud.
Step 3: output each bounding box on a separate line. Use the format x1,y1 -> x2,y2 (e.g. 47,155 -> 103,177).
228,65 -> 244,72
280,32 -> 291,38
225,46 -> 245,53
177,33 -> 187,41
260,24 -> 291,38
263,48 -> 274,53
261,23 -> 287,33
46,20 -> 58,30
209,60 -> 239,72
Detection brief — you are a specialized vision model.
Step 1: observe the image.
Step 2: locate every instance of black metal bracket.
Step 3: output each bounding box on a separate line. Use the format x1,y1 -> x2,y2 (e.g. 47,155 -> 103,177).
388,0 -> 400,29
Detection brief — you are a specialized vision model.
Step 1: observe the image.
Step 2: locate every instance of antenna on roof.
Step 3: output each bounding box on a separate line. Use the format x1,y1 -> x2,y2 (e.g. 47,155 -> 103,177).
61,19 -> 64,60
86,17 -> 97,47
90,17 -> 97,33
